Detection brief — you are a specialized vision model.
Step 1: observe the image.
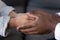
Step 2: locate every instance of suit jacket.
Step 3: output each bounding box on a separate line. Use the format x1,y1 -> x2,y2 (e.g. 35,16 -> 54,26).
27,0 -> 60,13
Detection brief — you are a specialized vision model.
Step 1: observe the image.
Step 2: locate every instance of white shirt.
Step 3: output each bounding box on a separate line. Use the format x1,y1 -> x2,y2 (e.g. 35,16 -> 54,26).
0,0 -> 14,37
55,13 -> 60,40
55,23 -> 60,40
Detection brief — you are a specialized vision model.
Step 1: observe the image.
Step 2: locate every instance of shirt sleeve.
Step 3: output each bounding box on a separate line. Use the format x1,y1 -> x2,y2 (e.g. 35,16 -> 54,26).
0,0 -> 14,16
55,23 -> 60,40
55,12 -> 60,40
0,16 -> 10,37
0,0 -> 14,37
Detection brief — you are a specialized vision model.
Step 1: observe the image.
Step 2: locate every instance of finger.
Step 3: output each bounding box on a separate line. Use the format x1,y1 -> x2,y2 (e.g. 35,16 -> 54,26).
16,21 -> 36,30
26,12 -> 30,14
16,25 -> 24,30
26,13 -> 39,25
19,27 -> 38,34
20,30 -> 39,34
17,26 -> 34,30
27,13 -> 37,18
24,31 -> 39,34
20,27 -> 37,31
27,13 -> 39,21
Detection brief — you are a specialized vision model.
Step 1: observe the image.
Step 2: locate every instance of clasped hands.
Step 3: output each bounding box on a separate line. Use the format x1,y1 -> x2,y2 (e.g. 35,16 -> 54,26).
9,11 -> 39,34
9,10 -> 60,35
15,13 -> 38,30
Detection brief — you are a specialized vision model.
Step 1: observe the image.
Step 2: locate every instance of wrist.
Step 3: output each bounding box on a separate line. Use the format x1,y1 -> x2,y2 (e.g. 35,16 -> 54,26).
50,14 -> 60,32
8,17 -> 16,28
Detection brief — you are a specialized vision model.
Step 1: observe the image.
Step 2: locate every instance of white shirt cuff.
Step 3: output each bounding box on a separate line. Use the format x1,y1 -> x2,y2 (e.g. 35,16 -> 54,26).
55,23 -> 60,40
0,16 -> 10,37
0,6 -> 14,16
56,12 -> 60,16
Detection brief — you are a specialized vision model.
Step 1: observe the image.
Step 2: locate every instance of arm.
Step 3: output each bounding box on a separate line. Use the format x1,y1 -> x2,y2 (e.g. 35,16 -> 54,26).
0,0 -> 17,37
0,16 -> 16,37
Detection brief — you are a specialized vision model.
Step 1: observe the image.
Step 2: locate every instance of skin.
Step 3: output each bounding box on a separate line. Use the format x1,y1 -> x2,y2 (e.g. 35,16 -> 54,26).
17,10 -> 60,35
8,12 -> 37,29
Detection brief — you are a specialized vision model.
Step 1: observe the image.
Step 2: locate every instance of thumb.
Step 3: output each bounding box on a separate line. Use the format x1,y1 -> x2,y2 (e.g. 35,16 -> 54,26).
16,25 -> 24,30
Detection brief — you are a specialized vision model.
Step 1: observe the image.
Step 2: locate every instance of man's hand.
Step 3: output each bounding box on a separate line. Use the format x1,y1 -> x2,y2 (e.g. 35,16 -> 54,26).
17,10 -> 60,34
8,13 -> 37,28
15,13 -> 38,28
15,13 -> 28,27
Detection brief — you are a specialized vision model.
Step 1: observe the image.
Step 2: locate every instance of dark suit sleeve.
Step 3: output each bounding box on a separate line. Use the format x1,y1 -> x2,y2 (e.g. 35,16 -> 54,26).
0,35 -> 4,40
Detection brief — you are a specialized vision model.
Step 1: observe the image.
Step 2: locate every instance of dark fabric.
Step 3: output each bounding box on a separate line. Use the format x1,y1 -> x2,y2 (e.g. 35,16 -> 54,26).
25,32 -> 54,40
48,38 -> 56,40
2,28 -> 23,40
26,0 -> 60,13
2,0 -> 26,6
27,0 -> 60,9
13,6 -> 25,13
2,0 -> 27,13
0,36 -> 3,40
